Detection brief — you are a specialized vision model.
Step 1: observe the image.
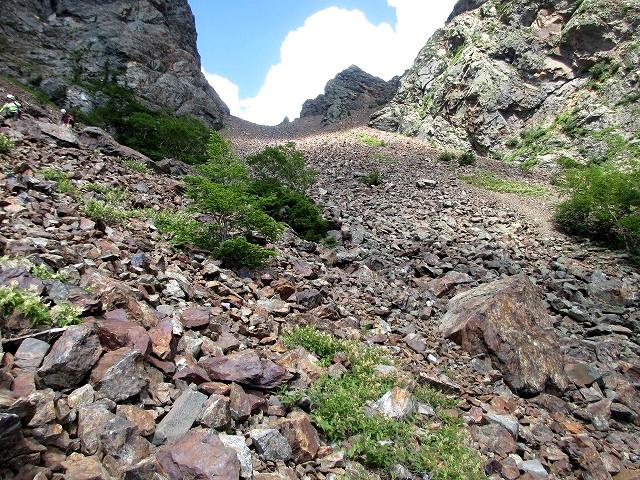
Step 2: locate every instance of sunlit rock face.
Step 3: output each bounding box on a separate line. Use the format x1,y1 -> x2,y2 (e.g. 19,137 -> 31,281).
0,0 -> 229,128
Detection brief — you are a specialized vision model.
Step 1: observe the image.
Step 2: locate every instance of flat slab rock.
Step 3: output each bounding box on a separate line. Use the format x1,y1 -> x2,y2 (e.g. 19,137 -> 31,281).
153,389 -> 208,445
440,274 -> 567,396
199,350 -> 292,389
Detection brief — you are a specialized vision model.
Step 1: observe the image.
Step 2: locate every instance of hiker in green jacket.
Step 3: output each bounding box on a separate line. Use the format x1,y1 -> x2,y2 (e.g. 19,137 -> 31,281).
0,94 -> 22,119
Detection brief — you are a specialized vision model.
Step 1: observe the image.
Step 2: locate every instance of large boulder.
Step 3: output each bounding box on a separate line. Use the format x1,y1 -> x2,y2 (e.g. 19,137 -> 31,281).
440,275 -> 567,396
38,324 -> 103,389
157,430 -> 240,480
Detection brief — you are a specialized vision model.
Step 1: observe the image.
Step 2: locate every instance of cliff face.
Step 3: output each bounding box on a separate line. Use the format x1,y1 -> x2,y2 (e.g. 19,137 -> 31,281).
0,0 -> 229,128
371,0 -> 640,169
301,65 -> 399,126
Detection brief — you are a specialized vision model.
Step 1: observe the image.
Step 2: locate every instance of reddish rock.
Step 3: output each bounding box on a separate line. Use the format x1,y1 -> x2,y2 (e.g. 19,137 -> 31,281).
180,307 -> 211,329
148,318 -> 176,360
279,410 -> 320,462
62,453 -> 110,480
199,382 -> 231,396
173,365 -> 211,385
199,350 -> 292,389
440,275 -> 567,396
116,405 -> 156,437
229,383 -> 267,421
427,270 -> 473,297
157,430 -> 240,480
94,318 -> 150,355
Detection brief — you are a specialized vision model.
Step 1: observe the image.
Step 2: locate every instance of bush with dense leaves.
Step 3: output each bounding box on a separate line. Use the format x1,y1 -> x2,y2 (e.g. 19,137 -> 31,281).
458,152 -> 476,166
216,236 -> 276,268
0,133 -> 14,154
247,142 -> 317,193
554,161 -> 640,256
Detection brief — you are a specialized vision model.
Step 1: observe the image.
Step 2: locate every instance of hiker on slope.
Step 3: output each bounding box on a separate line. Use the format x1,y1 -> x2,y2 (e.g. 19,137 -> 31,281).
0,94 -> 21,120
60,109 -> 75,127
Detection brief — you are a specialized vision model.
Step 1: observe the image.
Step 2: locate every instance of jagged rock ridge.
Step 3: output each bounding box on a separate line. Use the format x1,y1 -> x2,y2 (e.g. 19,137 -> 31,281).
301,65 -> 399,125
371,0 -> 640,169
0,0 -> 229,128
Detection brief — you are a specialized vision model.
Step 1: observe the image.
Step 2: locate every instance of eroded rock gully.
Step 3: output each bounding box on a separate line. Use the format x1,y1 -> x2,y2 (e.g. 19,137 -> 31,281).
0,107 -> 639,479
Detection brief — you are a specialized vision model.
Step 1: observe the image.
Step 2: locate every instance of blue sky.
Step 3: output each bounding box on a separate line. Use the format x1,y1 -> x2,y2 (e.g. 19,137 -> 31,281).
189,1 -> 457,125
190,1 -> 397,98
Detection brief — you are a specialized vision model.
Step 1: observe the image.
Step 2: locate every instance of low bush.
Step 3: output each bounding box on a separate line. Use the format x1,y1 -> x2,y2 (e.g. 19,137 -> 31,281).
250,181 -> 329,241
41,168 -> 77,194
0,285 -> 81,327
458,152 -> 477,166
0,256 -> 69,282
83,199 -> 140,223
438,151 -> 455,162
554,161 -> 640,255
0,133 -> 15,154
361,170 -> 383,186
281,327 -> 485,480
215,236 -> 276,268
151,210 -> 219,252
118,157 -> 151,173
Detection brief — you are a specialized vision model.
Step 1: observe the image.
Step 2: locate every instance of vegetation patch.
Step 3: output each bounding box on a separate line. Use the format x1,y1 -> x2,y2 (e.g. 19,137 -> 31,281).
359,134 -> 386,147
0,133 -> 15,154
554,160 -> 640,256
0,284 -> 81,327
41,168 -> 77,194
458,152 -> 477,166
438,151 -> 456,162
0,256 -> 69,282
361,170 -> 383,186
586,60 -> 620,90
83,199 -> 141,223
460,171 -> 547,196
118,157 -> 152,174
281,327 -> 485,480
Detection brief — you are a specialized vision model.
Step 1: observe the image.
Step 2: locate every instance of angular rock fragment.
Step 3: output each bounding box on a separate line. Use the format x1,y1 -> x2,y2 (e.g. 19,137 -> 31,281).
152,388 -> 207,445
249,428 -> 292,462
90,347 -> 147,402
14,338 -> 50,371
198,394 -> 232,429
279,410 -> 320,462
157,430 -> 240,480
440,275 -> 567,396
199,350 -> 292,389
38,324 -> 103,389
366,387 -> 416,420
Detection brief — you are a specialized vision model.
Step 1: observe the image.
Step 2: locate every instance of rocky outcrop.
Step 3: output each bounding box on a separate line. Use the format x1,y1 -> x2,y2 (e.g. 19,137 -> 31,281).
0,0 -> 229,128
301,65 -> 399,125
371,0 -> 640,169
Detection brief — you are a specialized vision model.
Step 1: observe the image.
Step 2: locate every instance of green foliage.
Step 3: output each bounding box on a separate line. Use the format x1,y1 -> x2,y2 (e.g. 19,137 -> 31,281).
555,109 -> 584,138
83,199 -> 140,223
0,285 -> 81,327
372,152 -> 395,163
41,168 -> 77,194
557,156 -> 583,170
118,157 -> 151,173
117,111 -> 210,164
151,210 -> 219,251
361,170 -> 383,186
282,327 -> 485,480
587,60 -> 620,89
215,236 -> 276,268
438,151 -> 456,162
359,134 -> 386,147
0,257 -> 70,282
554,161 -> 640,255
587,129 -> 640,165
458,152 -> 477,166
247,142 -> 317,193
76,81 -> 211,164
460,171 -> 547,196
249,181 -> 329,241
0,133 -> 15,154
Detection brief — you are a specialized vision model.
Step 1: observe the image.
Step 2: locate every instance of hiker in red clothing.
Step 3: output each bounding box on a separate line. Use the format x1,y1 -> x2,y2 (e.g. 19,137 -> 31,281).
60,109 -> 75,127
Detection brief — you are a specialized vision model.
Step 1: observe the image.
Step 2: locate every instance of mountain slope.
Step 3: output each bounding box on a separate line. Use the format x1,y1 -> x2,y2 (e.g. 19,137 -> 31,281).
371,0 -> 640,169
0,0 -> 229,128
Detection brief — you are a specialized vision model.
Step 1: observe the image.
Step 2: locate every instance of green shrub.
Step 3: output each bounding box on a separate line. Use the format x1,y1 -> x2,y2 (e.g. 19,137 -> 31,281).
215,236 -> 276,268
438,151 -> 455,162
0,133 -> 14,154
41,168 -> 77,194
0,285 -> 81,327
458,152 -> 476,166
83,199 -> 140,223
361,170 -> 383,186
554,161 -> 640,255
151,210 -> 219,251
118,157 -> 151,173
247,142 -> 316,193
117,111 -> 210,164
281,327 -> 485,480
0,256 -> 70,282
250,181 -> 328,241
587,60 -> 620,89
359,134 -> 386,147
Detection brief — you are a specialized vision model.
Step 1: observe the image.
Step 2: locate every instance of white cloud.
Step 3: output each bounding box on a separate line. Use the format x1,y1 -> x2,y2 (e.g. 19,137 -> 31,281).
204,0 -> 456,125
